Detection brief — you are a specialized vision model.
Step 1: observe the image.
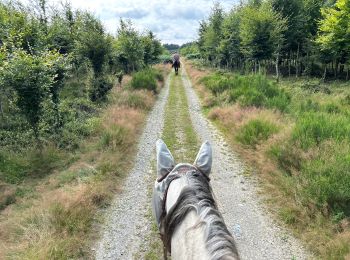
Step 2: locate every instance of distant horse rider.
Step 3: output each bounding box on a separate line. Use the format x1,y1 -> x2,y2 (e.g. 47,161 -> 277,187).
172,53 -> 180,75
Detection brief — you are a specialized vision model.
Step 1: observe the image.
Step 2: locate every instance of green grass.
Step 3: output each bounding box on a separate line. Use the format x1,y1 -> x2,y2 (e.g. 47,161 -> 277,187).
200,72 -> 290,111
162,72 -> 199,162
0,147 -> 72,184
301,142 -> 350,214
236,119 -> 279,147
292,112 -> 350,150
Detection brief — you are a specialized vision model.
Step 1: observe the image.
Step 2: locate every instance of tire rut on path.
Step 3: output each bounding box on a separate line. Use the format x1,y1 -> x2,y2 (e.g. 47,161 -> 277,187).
181,64 -> 310,260
94,74 -> 170,260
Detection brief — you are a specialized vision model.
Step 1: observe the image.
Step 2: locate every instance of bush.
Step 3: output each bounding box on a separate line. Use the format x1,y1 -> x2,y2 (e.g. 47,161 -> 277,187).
200,73 -> 233,95
89,76 -> 113,102
130,68 -> 158,92
186,53 -> 201,59
232,88 -> 266,107
236,119 -> 278,147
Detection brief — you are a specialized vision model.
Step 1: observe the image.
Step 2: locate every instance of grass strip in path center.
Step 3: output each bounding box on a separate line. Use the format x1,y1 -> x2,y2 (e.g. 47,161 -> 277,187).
162,72 -> 199,162
142,70 -> 200,259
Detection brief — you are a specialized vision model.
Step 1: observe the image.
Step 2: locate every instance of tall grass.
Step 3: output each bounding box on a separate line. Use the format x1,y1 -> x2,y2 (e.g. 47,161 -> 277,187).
200,73 -> 290,111
236,119 -> 278,147
292,112 -> 350,150
301,142 -> 350,214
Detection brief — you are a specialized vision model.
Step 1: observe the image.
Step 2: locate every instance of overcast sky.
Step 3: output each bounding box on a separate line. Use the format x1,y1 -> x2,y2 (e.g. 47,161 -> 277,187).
43,0 -> 239,45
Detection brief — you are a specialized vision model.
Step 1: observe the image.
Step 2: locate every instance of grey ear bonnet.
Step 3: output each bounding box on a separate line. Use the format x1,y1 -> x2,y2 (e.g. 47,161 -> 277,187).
193,141 -> 212,176
156,139 -> 175,180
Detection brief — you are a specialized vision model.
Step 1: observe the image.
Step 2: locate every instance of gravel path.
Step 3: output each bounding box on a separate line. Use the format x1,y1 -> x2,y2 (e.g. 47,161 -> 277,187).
94,74 -> 170,260
181,64 -> 310,260
94,66 -> 310,260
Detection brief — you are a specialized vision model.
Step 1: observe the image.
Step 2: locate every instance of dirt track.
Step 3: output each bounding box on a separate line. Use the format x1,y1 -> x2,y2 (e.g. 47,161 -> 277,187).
94,66 -> 310,259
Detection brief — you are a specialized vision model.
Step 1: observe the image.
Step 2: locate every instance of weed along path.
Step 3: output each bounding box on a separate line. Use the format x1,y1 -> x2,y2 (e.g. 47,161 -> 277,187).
95,66 -> 310,259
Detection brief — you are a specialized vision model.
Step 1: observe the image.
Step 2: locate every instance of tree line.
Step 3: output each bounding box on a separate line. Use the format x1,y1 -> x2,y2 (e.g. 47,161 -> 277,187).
0,0 -> 162,146
190,0 -> 349,81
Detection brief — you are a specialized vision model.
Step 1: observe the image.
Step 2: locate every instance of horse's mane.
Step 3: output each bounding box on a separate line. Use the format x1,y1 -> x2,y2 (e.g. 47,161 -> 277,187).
164,170 -> 239,260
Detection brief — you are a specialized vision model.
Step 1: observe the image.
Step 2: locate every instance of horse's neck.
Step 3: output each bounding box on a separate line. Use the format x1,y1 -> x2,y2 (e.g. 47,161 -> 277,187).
166,178 -> 211,260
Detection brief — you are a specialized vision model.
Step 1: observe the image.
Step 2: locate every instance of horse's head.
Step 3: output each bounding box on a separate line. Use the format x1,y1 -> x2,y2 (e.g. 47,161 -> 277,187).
152,139 -> 212,228
152,139 -> 239,259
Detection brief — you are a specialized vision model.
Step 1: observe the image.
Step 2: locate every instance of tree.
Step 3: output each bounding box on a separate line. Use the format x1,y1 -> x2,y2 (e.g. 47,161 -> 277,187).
142,31 -> 162,65
0,49 -> 58,143
217,7 -> 242,69
316,0 -> 350,79
197,20 -> 208,58
74,12 -> 114,101
239,2 -> 286,74
75,12 -> 112,75
114,19 -> 144,73
203,2 -> 224,65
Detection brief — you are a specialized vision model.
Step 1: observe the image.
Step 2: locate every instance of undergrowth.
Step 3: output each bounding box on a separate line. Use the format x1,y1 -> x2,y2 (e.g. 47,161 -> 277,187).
0,66 -> 169,259
187,61 -> 350,259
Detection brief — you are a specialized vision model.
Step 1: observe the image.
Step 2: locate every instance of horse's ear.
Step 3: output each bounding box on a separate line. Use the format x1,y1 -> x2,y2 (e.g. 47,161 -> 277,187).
194,141 -> 212,176
156,139 -> 175,180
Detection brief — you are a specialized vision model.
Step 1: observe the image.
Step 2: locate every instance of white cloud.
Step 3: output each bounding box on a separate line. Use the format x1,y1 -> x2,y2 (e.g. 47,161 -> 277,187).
24,0 -> 239,44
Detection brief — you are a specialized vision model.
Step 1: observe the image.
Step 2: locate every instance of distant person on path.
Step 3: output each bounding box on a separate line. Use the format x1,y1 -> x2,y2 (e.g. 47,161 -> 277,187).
172,53 -> 180,75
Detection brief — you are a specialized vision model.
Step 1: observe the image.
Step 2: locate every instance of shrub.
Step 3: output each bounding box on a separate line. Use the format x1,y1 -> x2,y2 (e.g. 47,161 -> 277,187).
0,49 -> 58,141
200,73 -> 233,95
130,68 -> 158,92
232,88 -> 266,107
89,76 -> 113,102
186,53 -> 201,59
266,92 -> 290,112
236,119 -> 278,147
150,68 -> 164,82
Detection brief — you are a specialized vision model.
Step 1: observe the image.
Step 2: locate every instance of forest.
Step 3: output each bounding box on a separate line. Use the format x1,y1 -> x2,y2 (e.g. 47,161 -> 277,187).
181,0 -> 350,81
0,0 -> 163,151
